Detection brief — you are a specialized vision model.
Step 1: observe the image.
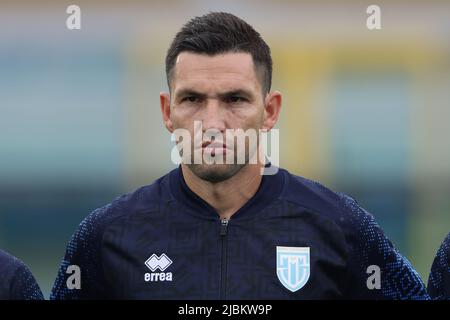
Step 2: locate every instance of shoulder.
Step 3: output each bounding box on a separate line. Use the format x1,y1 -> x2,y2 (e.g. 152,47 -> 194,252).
278,168 -> 372,229
78,170 -> 174,238
0,249 -> 43,300
277,169 -> 428,299
0,248 -> 18,265
277,169 -> 395,260
428,232 -> 450,299
50,171 -> 174,299
440,233 -> 450,254
0,249 -> 33,281
433,233 -> 450,261
0,249 -> 22,276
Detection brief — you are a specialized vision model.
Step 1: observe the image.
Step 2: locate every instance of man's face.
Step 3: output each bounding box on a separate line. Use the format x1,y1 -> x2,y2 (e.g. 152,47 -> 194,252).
164,52 -> 267,182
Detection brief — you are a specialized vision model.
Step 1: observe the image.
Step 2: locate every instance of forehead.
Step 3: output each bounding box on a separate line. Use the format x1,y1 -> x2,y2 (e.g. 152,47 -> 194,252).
172,52 -> 261,94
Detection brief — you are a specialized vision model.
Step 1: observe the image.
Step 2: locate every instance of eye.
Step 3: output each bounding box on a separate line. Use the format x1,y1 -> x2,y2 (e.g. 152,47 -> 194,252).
227,96 -> 247,104
182,96 -> 200,103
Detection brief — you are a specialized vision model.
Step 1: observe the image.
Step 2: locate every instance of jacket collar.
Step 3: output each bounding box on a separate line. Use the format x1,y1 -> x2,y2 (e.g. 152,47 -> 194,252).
169,164 -> 285,221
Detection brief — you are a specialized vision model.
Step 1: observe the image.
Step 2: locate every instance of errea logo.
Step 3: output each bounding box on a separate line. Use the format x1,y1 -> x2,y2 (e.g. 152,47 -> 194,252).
144,253 -> 173,282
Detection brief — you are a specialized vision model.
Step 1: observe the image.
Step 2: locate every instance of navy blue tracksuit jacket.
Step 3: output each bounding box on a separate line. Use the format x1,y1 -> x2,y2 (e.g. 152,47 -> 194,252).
0,249 -> 43,300
428,233 -> 450,299
51,166 -> 428,299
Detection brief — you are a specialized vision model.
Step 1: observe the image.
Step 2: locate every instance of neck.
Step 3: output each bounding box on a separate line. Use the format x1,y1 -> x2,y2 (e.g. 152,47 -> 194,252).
181,164 -> 263,220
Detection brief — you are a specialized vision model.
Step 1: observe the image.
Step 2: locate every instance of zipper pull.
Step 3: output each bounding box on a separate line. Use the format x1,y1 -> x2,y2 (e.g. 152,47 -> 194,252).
220,218 -> 229,236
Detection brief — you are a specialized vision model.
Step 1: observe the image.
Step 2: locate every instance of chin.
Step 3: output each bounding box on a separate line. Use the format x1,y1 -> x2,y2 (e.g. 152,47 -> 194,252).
186,163 -> 246,183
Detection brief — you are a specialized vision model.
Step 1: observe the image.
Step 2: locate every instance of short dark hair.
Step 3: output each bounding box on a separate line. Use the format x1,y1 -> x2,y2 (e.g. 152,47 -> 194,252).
165,12 -> 272,94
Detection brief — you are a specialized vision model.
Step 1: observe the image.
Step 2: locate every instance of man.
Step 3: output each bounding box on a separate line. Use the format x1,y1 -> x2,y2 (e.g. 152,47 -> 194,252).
428,233 -> 450,299
0,249 -> 44,300
51,12 -> 428,299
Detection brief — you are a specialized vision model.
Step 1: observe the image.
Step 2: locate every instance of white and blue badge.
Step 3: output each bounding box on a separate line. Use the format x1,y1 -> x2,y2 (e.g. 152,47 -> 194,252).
276,246 -> 310,292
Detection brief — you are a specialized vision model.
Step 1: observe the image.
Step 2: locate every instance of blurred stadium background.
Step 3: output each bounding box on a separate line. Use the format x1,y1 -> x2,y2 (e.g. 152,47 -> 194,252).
1,0 -> 450,298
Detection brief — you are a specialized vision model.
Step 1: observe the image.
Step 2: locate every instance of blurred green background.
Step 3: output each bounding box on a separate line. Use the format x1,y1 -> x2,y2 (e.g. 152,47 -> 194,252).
1,0 -> 450,298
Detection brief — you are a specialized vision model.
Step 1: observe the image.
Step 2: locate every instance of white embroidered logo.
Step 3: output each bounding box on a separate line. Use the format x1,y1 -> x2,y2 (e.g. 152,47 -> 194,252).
144,253 -> 173,282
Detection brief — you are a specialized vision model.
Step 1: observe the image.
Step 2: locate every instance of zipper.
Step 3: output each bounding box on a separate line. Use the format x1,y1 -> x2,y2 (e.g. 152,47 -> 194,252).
220,218 -> 229,300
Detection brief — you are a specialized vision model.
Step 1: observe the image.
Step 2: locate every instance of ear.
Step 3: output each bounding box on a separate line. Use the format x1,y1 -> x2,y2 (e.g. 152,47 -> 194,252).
160,92 -> 174,133
262,91 -> 282,131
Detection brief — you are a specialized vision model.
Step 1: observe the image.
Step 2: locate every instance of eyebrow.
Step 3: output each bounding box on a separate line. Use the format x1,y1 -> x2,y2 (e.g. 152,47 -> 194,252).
217,90 -> 253,100
174,89 -> 206,100
174,88 -> 254,101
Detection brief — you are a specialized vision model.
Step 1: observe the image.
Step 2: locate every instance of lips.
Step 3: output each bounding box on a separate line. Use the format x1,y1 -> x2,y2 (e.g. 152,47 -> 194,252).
200,141 -> 229,157
201,141 -> 227,149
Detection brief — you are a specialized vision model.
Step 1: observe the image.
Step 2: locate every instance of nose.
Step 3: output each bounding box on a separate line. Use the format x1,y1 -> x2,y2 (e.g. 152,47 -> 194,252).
201,98 -> 226,133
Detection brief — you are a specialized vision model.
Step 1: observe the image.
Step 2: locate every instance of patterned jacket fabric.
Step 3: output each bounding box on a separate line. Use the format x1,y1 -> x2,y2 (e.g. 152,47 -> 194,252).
51,166 -> 429,299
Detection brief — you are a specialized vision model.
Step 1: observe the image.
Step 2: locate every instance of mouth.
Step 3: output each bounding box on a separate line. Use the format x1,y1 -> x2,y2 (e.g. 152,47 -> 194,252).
201,141 -> 227,149
200,141 -> 228,156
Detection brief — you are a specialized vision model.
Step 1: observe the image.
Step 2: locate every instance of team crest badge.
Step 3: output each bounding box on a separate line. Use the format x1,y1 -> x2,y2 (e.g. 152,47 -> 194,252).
276,246 -> 310,292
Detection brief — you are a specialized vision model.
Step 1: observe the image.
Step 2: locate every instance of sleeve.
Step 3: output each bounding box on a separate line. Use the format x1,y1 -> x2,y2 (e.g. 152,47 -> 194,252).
338,193 -> 429,300
427,233 -> 450,300
50,207 -> 109,300
9,261 -> 44,300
